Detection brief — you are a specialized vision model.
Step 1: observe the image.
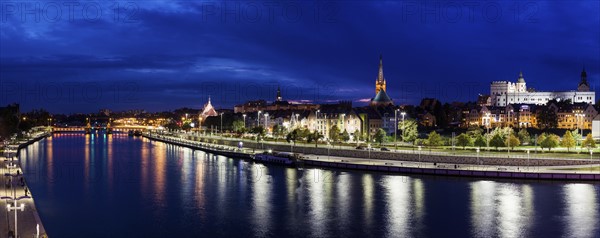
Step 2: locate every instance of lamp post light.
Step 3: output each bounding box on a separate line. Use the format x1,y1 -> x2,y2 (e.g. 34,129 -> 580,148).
257,111 -> 262,128
1,195 -> 30,238
327,140 -> 331,160
486,112 -> 491,151
394,109 -> 398,151
527,149 -> 530,169
476,148 -> 480,168
590,149 -> 593,172
418,146 -> 422,168
401,111 -> 406,150
220,113 -> 223,135
367,143 -> 371,163
341,113 -> 346,130
264,113 -> 269,133
316,110 -> 320,134
243,114 -> 247,130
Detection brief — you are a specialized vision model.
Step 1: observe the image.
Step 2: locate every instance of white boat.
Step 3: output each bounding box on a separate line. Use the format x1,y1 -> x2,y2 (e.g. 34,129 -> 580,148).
253,151 -> 300,166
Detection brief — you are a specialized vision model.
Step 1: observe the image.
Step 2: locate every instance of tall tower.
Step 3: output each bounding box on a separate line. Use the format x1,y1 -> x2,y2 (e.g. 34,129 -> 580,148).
578,66 -> 590,92
276,86 -> 282,102
375,55 -> 387,94
516,71 -> 527,92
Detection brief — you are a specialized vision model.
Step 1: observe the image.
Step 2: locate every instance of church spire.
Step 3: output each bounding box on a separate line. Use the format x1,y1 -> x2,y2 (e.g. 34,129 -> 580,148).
578,66 -> 590,92
276,85 -> 282,102
378,54 -> 384,83
375,54 -> 386,94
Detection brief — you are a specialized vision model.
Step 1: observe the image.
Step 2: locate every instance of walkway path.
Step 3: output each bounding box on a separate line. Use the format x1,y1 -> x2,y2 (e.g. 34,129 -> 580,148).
1,133 -> 49,238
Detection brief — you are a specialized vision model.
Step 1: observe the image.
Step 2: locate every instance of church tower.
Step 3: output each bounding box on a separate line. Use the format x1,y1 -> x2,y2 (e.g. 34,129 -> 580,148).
276,86 -> 282,102
370,55 -> 393,107
578,66 -> 590,92
375,55 -> 386,95
516,71 -> 527,92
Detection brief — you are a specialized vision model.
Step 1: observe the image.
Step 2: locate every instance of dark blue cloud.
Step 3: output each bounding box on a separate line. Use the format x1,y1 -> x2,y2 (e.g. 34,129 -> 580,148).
0,0 -> 598,113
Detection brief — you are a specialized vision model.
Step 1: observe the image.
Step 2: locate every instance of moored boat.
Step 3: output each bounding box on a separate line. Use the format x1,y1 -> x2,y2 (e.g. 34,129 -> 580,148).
252,151 -> 301,166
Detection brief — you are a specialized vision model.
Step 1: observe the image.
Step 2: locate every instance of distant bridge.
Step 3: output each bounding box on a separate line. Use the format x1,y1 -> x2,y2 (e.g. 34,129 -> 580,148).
52,125 -> 151,133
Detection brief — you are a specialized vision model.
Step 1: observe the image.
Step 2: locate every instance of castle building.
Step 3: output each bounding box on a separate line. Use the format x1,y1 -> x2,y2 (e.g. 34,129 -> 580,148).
489,69 -> 594,107
370,55 -> 394,107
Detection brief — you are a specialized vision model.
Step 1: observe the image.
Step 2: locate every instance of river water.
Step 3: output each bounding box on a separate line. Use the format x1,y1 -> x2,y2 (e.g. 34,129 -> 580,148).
17,133 -> 600,238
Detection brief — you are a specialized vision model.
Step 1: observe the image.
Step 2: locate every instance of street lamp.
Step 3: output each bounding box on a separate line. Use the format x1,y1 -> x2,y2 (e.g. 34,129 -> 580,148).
527,149 -> 530,169
394,109 -> 398,151
220,113 -> 224,134
367,143 -> 371,163
316,110 -> 320,134
243,114 -> 247,130
257,111 -> 262,128
401,111 -> 406,148
590,149 -> 593,172
341,113 -> 346,132
418,146 -> 422,168
264,113 -> 269,132
476,148 -> 480,167
1,195 -> 30,238
485,112 -> 491,151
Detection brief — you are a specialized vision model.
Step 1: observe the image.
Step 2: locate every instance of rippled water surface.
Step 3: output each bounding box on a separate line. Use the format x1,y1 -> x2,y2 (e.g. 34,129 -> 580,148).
19,134 -> 600,238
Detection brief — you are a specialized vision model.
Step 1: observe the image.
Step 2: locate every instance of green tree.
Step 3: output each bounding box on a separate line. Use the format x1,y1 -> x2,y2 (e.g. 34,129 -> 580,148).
286,129 -> 299,145
329,125 -> 341,144
571,129 -> 582,145
560,130 -> 576,152
582,133 -> 596,148
505,134 -> 520,150
272,124 -> 286,141
517,128 -> 530,145
341,129 -> 350,143
426,131 -> 443,147
399,119 -> 419,142
473,134 -> 487,148
232,120 -> 245,133
489,133 -> 505,149
456,133 -> 472,149
251,126 -> 266,143
540,134 -> 560,151
182,122 -> 192,131
374,128 -> 387,145
535,133 -> 546,149
307,131 -> 324,147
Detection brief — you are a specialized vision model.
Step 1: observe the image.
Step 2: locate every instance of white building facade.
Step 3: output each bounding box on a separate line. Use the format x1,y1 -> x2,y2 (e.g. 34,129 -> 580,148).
490,70 -> 594,107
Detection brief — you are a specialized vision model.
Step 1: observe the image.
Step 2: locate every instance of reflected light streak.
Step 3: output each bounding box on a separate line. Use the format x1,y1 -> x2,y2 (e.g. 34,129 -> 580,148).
362,174 -> 374,231
251,164 -> 272,237
564,184 -> 599,238
470,181 -> 496,238
384,175 -> 412,237
308,169 -> 329,237
497,184 -> 533,238
336,173 -> 351,230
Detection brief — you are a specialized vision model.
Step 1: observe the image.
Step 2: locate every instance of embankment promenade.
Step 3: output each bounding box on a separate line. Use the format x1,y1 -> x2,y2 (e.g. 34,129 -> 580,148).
1,132 -> 49,238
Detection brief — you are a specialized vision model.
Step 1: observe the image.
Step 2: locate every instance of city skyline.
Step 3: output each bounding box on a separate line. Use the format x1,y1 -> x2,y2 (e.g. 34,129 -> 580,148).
1,1 -> 599,114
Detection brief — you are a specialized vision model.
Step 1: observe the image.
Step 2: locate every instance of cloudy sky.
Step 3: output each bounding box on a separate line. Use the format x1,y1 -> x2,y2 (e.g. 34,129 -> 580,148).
1,0 -> 599,113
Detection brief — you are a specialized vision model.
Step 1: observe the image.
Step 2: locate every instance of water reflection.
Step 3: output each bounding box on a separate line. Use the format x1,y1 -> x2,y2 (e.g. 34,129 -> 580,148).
16,135 -> 600,238
251,164 -> 272,237
362,174 -> 375,231
470,181 -> 534,238
384,176 -> 412,237
563,184 -> 599,238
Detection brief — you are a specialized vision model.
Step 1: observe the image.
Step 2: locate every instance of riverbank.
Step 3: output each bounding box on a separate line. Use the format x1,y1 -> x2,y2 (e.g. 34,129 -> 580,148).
151,132 -> 599,181
1,132 -> 49,238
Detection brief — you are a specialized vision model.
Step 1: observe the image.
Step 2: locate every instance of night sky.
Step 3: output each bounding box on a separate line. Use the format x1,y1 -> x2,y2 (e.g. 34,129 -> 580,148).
1,1 -> 599,113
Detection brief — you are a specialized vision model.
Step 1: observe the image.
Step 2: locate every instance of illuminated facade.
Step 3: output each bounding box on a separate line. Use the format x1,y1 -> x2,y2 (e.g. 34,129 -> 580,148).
490,69 -> 594,107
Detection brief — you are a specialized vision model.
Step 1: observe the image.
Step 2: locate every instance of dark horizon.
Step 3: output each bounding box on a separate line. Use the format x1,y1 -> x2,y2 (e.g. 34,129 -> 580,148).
1,1 -> 599,114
